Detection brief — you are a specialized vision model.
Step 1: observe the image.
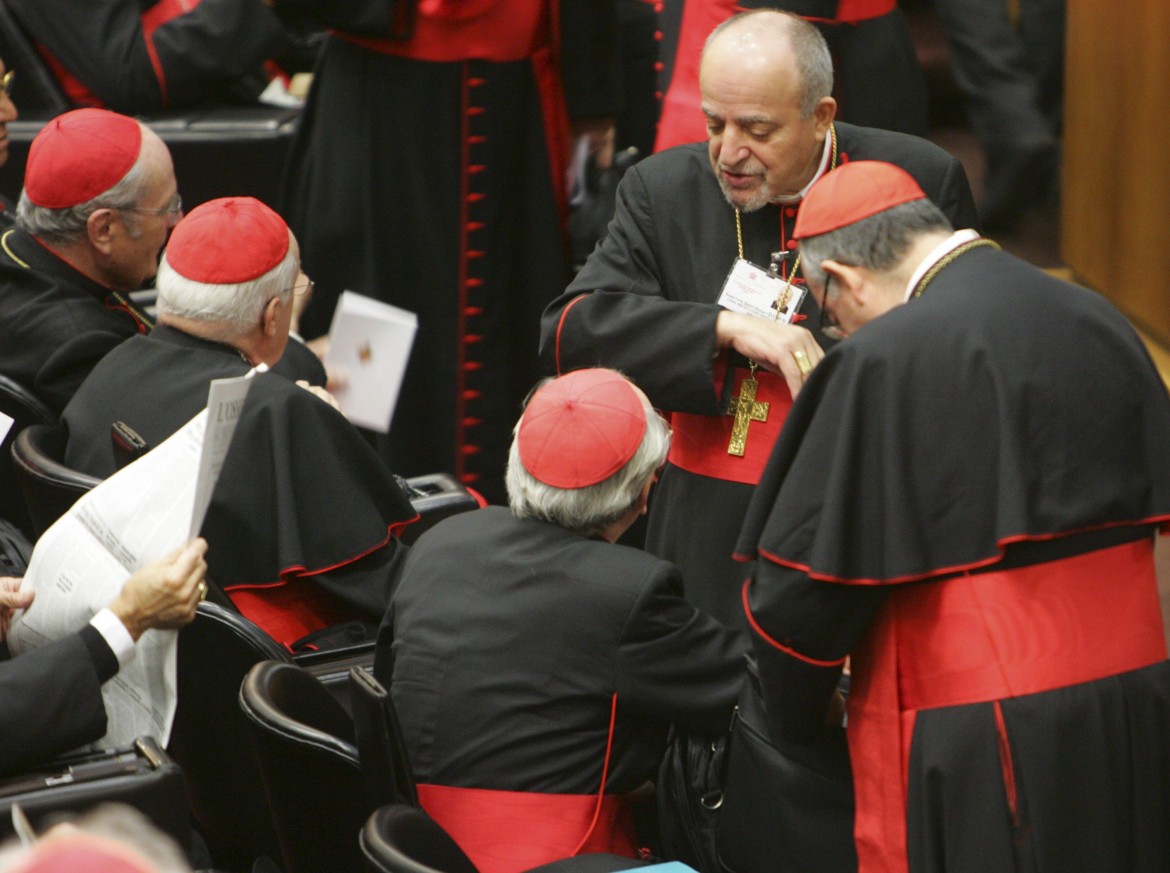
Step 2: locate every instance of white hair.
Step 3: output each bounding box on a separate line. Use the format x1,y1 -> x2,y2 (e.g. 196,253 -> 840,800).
505,377 -> 671,537
155,238 -> 298,337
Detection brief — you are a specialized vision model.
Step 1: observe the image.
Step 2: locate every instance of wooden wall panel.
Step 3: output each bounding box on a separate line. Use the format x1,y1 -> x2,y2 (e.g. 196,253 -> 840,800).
1062,1 -> 1170,344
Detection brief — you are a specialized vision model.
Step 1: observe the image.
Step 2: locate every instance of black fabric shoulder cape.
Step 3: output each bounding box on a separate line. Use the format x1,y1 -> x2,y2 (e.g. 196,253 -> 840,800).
735,246 -> 1170,584
201,371 -> 417,588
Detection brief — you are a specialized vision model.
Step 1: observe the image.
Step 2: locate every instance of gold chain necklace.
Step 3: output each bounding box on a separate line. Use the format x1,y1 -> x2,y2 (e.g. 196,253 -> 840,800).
911,238 -> 1000,298
0,229 -> 27,267
725,125 -> 838,456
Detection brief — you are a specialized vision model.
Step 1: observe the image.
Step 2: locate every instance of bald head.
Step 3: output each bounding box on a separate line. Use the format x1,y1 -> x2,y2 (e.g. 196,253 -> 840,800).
699,9 -> 837,210
702,10 -> 833,118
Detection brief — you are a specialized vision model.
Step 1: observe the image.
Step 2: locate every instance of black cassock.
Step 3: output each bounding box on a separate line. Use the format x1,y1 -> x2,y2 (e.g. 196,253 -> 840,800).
541,125 -> 980,630
62,326 -> 415,646
281,0 -> 621,506
737,245 -> 1170,873
0,227 -> 149,414
376,505 -> 747,795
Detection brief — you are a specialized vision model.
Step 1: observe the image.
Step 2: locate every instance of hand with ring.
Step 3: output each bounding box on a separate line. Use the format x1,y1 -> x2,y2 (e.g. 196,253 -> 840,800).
107,539 -> 209,640
714,312 -> 825,399
792,348 -> 814,377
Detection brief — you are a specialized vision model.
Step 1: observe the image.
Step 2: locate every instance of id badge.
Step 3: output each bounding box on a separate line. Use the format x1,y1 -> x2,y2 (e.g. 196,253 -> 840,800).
717,258 -> 806,323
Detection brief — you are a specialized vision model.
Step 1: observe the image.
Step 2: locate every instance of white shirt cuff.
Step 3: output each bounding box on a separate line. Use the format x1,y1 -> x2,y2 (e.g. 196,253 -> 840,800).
90,608 -> 137,668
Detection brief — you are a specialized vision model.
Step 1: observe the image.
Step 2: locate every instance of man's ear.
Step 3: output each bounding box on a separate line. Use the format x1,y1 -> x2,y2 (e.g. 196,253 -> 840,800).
813,96 -> 837,135
636,474 -> 655,516
86,208 -> 118,254
262,296 -> 281,337
820,258 -> 867,306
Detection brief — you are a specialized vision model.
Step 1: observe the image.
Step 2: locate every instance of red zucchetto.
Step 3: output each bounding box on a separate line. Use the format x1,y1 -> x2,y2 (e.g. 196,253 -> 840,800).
793,160 -> 927,239
165,197 -> 290,284
24,108 -> 143,209
8,834 -> 156,873
518,369 -> 647,489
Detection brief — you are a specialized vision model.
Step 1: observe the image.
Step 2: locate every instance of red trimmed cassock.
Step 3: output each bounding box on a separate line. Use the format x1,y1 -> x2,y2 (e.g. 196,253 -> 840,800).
736,242 -> 1170,873
282,0 -> 620,505
540,127 -> 978,629
654,0 -> 928,153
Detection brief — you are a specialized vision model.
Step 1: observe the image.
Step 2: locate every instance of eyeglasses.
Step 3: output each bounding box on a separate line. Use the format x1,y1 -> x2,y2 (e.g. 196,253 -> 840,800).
818,274 -> 847,341
123,193 -> 183,219
292,278 -> 314,297
0,70 -> 14,96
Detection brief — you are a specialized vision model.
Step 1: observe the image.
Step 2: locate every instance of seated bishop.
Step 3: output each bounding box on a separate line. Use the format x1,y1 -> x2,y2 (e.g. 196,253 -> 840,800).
375,368 -> 747,872
62,197 -> 417,648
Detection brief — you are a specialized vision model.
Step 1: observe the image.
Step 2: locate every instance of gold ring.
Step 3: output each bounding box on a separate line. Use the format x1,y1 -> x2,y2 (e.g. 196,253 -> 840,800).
197,582 -> 207,601
792,349 -> 813,376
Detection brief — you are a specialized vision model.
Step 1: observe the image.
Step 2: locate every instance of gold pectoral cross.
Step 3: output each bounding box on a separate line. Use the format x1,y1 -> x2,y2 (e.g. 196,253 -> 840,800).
727,375 -> 769,456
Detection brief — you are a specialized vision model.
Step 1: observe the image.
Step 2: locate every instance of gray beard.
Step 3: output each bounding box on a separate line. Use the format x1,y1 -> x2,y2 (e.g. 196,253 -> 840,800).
718,178 -> 772,213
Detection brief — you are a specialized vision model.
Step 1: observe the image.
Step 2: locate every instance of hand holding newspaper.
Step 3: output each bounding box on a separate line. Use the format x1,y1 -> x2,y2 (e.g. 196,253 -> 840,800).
6,371 -> 258,749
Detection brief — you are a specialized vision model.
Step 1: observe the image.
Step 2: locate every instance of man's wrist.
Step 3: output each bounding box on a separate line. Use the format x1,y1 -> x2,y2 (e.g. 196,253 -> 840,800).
714,309 -> 747,350
90,607 -> 137,668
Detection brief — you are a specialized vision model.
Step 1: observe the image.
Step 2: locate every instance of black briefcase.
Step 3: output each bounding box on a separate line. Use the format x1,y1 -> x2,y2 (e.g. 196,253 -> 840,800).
716,675 -> 856,873
0,736 -> 189,847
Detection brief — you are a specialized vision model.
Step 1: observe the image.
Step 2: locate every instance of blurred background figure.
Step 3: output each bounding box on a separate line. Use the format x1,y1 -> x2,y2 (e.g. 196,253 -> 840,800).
655,0 -> 930,152
931,0 -> 1064,229
3,0 -> 309,113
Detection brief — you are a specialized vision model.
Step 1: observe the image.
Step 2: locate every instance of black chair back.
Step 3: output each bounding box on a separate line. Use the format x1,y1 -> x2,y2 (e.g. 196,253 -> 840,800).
170,603 -> 291,872
349,666 -> 419,809
11,423 -> 100,538
401,473 -> 480,545
0,375 -> 53,537
240,660 -> 369,873
360,804 -> 479,873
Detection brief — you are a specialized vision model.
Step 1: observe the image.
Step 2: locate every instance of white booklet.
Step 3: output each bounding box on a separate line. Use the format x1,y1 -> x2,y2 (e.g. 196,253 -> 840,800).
324,290 -> 417,433
7,370 -> 258,749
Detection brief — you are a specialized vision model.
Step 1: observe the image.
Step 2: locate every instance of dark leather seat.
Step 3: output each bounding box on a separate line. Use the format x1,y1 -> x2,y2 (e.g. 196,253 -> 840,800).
170,603 -> 374,872
11,423 -> 100,538
239,660 -> 370,873
358,805 -> 647,873
0,375 -> 53,538
398,473 -> 481,546
170,603 -> 290,872
360,804 -> 479,873
349,666 -> 418,809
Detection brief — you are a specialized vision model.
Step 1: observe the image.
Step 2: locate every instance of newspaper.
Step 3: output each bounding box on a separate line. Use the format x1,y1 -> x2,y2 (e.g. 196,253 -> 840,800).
6,371 -> 256,748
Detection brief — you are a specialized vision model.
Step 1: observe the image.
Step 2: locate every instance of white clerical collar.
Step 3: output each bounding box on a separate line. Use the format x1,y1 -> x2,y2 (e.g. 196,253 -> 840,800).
772,134 -> 833,205
903,229 -> 981,302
